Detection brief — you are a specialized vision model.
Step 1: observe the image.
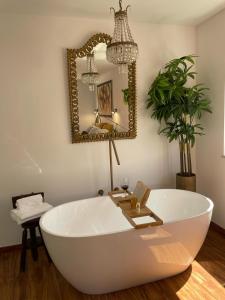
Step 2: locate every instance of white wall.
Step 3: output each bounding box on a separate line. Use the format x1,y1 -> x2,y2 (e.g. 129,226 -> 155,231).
197,9 -> 225,229
0,13 -> 196,246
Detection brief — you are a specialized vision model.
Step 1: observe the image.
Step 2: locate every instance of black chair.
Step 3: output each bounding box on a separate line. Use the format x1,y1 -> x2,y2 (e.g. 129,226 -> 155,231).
12,192 -> 51,272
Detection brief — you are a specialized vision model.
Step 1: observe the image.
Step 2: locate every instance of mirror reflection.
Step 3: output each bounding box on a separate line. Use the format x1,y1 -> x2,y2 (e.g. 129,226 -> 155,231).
76,43 -> 129,135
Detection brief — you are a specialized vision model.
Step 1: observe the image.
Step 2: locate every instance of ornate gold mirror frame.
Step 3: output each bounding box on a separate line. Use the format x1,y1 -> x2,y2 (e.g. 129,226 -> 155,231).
67,33 -> 137,143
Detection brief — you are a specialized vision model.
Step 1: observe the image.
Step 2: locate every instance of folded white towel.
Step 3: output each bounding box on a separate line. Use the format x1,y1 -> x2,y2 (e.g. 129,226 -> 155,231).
87,126 -> 109,134
112,193 -> 129,198
11,211 -> 44,225
10,202 -> 52,225
16,194 -> 43,210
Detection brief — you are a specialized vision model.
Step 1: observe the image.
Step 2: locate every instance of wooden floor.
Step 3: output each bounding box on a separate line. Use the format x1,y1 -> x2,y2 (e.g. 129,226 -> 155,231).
0,226 -> 225,300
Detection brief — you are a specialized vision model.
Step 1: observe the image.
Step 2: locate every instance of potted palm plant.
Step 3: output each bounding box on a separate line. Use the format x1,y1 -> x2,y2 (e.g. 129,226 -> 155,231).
146,55 -> 212,191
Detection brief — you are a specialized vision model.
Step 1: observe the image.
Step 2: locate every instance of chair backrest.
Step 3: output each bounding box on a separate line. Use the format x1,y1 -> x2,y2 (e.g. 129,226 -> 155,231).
12,192 -> 44,209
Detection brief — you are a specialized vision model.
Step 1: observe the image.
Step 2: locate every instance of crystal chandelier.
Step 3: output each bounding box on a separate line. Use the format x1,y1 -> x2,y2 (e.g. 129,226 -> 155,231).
106,0 -> 138,73
81,53 -> 99,92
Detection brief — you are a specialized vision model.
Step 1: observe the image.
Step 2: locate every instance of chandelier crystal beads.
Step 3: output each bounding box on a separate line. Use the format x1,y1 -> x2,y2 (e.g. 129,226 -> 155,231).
81,53 -> 99,92
106,0 -> 138,73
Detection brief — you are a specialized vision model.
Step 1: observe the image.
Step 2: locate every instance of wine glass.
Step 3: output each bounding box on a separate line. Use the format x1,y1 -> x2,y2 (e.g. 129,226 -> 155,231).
121,177 -> 129,192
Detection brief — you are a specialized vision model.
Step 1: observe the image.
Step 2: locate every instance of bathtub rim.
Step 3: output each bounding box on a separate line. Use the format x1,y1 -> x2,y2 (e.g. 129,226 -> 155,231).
40,189 -> 214,239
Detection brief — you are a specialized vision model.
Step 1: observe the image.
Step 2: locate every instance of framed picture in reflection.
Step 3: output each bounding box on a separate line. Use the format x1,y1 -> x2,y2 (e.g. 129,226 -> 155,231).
97,80 -> 113,117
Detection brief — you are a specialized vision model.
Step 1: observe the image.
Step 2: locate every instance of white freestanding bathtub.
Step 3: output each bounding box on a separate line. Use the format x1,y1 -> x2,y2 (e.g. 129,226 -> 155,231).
40,189 -> 213,295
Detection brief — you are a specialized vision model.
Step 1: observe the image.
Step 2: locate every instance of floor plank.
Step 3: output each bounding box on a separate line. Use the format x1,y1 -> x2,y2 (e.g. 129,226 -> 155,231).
0,227 -> 224,300
196,227 -> 225,287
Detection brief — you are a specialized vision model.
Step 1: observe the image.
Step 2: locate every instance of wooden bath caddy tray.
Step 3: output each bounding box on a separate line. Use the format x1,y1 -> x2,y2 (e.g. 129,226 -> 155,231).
108,189 -> 134,209
122,206 -> 163,229
108,182 -> 163,229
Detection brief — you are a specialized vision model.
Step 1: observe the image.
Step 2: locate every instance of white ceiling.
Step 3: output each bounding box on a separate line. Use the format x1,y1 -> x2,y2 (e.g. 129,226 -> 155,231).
0,0 -> 225,25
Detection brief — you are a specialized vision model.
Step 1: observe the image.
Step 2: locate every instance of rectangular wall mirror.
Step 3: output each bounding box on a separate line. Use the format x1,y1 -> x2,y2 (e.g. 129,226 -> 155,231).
67,33 -> 137,143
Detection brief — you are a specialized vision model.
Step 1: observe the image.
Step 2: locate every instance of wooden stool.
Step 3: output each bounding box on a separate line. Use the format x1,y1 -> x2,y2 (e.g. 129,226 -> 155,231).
12,192 -> 51,272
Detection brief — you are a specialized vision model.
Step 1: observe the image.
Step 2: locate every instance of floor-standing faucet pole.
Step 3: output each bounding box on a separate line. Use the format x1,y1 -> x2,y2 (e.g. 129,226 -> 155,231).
109,139 -> 113,191
109,138 -> 120,191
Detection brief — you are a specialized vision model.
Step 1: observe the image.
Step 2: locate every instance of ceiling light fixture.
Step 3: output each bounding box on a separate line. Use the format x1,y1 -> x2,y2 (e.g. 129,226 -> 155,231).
81,52 -> 99,92
106,0 -> 138,73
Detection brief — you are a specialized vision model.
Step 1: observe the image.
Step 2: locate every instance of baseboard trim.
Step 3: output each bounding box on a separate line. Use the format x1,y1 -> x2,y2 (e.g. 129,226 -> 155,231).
0,244 -> 21,253
210,221 -> 225,236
